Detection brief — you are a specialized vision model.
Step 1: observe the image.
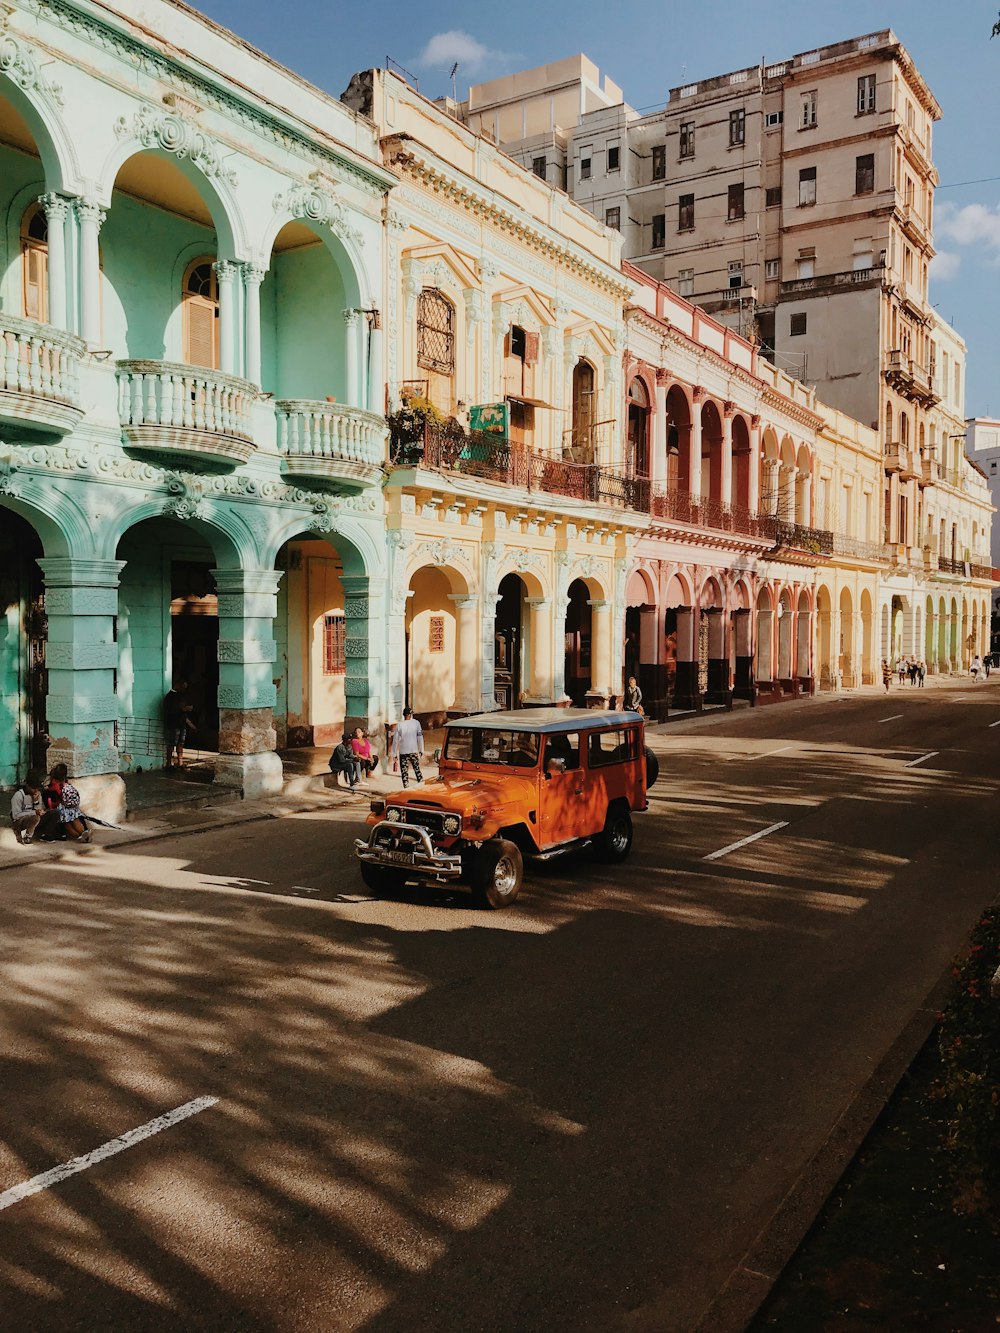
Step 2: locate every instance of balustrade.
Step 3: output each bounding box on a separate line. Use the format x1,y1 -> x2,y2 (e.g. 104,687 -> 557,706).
0,313 -> 84,435
277,400 -> 387,483
116,360 -> 256,465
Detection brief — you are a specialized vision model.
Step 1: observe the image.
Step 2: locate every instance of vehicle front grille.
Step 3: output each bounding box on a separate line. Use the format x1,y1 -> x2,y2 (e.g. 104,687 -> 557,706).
399,806 -> 447,836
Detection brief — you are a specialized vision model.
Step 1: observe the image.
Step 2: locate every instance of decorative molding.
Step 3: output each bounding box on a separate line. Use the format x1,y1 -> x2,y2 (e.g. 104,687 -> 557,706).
0,13 -> 65,106
114,104 -> 239,187
272,179 -> 364,249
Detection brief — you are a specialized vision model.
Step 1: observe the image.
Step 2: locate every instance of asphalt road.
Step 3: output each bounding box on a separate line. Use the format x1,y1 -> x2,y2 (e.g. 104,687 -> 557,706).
1,675 -> 998,1333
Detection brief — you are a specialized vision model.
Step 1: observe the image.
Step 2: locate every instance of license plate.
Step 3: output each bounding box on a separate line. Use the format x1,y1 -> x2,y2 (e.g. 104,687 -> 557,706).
383,849 -> 414,865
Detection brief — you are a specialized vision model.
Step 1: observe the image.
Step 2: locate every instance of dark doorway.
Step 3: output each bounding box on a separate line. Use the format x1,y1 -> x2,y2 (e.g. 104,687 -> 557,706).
0,512 -> 46,782
494,573 -> 525,709
564,578 -> 592,705
170,561 -> 220,749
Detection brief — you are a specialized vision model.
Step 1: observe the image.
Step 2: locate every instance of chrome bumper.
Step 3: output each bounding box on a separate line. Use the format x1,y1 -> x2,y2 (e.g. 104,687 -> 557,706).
355,820 -> 463,880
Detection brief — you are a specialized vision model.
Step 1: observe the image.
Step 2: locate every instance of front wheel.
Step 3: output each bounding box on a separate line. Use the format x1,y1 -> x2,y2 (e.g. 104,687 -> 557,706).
468,839 -> 524,908
597,807 -> 633,864
359,860 -> 409,894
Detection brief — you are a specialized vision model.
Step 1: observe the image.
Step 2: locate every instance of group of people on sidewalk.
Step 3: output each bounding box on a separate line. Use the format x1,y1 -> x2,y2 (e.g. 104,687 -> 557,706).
881,654 -> 995,692
329,709 -> 426,792
9,764 -> 91,846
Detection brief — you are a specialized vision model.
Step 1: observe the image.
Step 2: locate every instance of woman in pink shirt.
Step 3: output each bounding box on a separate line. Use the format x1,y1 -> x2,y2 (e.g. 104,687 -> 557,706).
351,728 -> 378,778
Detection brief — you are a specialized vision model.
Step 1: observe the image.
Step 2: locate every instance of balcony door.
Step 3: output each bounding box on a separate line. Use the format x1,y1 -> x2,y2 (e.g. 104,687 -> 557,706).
182,258 -> 219,369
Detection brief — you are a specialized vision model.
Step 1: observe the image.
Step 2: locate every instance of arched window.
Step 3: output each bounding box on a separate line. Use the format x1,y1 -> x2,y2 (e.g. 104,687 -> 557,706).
416,288 -> 455,375
21,203 -> 48,323
182,257 -> 219,369
627,378 -> 649,477
570,359 -> 596,460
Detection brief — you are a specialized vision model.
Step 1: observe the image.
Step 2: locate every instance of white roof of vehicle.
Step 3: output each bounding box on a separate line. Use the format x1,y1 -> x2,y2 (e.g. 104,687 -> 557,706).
445,708 -> 640,734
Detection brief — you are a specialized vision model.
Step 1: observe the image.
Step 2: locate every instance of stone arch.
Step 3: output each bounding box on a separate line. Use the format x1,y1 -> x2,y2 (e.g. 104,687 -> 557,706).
664,570 -> 693,607
0,59 -> 79,194
816,583 -> 834,688
496,554 -> 548,601
264,511 -> 382,582
732,413 -> 751,511
260,205 -> 367,309
701,398 -> 724,503
665,383 -> 691,492
699,575 -> 723,608
626,566 -> 656,607
104,497 -> 249,570
755,584 -> 774,684
0,487 -> 80,559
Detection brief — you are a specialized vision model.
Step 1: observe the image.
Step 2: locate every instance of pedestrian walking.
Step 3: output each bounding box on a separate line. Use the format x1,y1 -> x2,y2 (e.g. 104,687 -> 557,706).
984,654 -> 993,679
908,660 -> 917,686
392,706 -> 424,787
163,680 -> 195,768
898,657 -> 907,685
10,770 -> 42,845
971,654 -> 982,681
918,660 -> 926,687
881,659 -> 892,693
623,676 -> 643,713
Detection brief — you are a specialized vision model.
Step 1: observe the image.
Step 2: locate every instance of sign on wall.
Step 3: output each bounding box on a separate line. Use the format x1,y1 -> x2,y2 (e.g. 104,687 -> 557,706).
469,402 -> 509,436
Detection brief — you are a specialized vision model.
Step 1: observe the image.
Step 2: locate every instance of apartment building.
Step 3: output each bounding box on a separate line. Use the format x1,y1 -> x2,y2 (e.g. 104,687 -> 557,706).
965,417 -> 1000,569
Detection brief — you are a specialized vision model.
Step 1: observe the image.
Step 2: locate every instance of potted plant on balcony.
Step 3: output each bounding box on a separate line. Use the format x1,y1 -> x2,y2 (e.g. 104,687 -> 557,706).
386,390 -> 445,466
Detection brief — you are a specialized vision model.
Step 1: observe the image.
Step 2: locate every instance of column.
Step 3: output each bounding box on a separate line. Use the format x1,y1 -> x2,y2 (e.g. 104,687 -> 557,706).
722,402 -> 735,508
344,308 -> 360,407
673,605 -> 700,710
76,199 -> 105,347
733,607 -> 754,701
704,608 -> 730,705
481,592 -> 502,711
243,263 -> 265,386
342,573 -> 386,735
587,600 -> 611,706
39,194 -> 71,330
652,372 -> 669,490
781,465 -> 797,522
368,312 -> 383,414
525,598 -> 552,702
749,416 -> 761,512
800,470 -> 813,528
449,594 -> 481,711
214,261 -> 239,375
689,392 -> 704,502
763,459 -> 780,516
213,568 -> 283,798
39,557 -> 125,820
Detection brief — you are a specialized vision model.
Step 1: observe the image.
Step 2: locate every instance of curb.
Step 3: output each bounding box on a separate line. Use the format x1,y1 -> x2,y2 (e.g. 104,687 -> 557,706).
689,969 -> 954,1333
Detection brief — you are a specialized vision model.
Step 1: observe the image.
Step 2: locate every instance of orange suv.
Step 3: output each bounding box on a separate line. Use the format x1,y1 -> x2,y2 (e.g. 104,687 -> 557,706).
355,708 -> 659,907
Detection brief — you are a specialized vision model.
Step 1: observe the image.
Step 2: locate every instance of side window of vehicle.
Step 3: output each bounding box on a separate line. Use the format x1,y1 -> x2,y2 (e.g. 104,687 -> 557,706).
445,727 -> 473,760
588,728 -> 637,767
545,732 -> 580,770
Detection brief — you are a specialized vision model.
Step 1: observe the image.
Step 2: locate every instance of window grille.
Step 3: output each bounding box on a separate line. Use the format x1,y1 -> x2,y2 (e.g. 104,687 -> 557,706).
416,289 -> 455,375
323,614 -> 346,675
429,616 -> 445,653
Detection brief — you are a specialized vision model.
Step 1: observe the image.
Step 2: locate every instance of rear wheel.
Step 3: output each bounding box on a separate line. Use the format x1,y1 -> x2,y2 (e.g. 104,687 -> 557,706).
644,746 -> 660,788
597,806 -> 633,864
359,861 -> 409,894
468,839 -> 524,908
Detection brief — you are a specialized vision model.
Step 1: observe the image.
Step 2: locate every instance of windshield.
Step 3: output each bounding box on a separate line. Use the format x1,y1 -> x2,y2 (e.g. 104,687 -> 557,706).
444,728 -> 540,768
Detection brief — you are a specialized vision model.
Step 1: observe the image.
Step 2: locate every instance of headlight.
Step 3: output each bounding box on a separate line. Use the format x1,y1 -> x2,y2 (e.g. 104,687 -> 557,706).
386,807 -> 402,823
442,814 -> 461,836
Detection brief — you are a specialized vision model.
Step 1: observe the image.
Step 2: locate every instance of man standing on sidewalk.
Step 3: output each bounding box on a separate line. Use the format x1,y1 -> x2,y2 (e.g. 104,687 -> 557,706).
392,707 -> 425,788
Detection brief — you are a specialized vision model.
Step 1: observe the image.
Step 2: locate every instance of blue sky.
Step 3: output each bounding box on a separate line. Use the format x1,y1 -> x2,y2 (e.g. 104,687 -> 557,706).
197,0 -> 1000,417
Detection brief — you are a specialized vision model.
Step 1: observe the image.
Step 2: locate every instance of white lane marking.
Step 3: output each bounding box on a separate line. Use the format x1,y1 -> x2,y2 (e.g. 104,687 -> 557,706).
989,720 -> 1000,729
704,821 -> 789,862
0,1096 -> 218,1214
906,751 -> 939,768
745,745 -> 795,762
878,714 -> 904,723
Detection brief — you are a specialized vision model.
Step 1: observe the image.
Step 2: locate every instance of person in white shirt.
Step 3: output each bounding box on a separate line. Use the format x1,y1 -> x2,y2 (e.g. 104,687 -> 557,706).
10,771 -> 42,845
391,707 -> 424,787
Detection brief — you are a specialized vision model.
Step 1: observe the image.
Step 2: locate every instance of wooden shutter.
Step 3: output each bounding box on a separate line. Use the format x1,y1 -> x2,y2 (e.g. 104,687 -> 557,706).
23,244 -> 47,323
523,331 -> 540,365
185,298 -> 217,369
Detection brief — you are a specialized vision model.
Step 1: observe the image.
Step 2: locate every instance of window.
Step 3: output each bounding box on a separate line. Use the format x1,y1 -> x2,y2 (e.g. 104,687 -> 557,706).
605,206 -> 621,231
855,153 -> 875,195
857,74 -> 876,114
652,213 -> 666,249
764,110 -> 784,129
728,260 -> 743,290
800,90 -> 817,129
729,108 -> 746,147
428,615 -> 445,653
182,258 -> 219,369
323,614 -> 346,675
790,312 -> 807,336
544,733 -> 580,770
588,727 -> 640,768
765,258 -> 780,280
532,155 -> 547,179
651,144 -> 666,180
727,182 -> 745,221
20,203 -> 48,323
796,252 -> 814,279
607,144 -> 620,171
580,156 -> 592,180
679,120 -> 695,158
852,248 -> 873,272
416,288 -> 455,375
678,194 -> 694,230
765,185 -> 782,209
798,166 -> 817,206
677,268 -> 694,297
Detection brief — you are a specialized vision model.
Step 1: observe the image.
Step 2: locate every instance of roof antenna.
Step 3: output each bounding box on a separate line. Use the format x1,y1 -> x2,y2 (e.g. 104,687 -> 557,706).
450,62 -> 459,100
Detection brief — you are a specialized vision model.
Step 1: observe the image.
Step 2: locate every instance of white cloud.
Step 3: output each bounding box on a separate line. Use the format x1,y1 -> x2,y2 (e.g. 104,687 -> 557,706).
931,249 -> 961,281
935,201 -> 1000,252
416,30 -> 518,76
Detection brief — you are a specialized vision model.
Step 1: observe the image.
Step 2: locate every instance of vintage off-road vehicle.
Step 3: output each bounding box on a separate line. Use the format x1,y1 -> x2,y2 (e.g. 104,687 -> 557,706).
355,708 -> 659,908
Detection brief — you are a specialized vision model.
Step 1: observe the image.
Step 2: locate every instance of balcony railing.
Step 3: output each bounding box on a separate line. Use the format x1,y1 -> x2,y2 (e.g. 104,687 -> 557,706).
780,264 -> 883,297
0,313 -> 85,437
117,360 -> 257,465
276,400 -> 386,486
885,350 -> 938,405
830,532 -> 885,561
938,555 -> 965,575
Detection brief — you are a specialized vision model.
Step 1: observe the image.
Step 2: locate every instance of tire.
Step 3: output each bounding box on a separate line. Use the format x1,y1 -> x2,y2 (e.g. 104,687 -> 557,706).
468,839 -> 524,908
644,746 -> 660,788
597,806 -> 633,864
359,860 -> 409,894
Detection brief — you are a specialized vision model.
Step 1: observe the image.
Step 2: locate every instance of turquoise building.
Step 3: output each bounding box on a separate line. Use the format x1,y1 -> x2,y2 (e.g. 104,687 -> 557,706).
0,0 -> 395,813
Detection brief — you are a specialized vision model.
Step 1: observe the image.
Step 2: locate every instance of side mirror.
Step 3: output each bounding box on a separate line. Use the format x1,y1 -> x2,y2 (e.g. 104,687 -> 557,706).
546,757 -> 567,777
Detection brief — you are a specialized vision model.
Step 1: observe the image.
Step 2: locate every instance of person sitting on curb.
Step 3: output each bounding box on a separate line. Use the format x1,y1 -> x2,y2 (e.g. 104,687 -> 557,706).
43,763 -> 90,842
351,727 -> 378,779
10,770 -> 43,845
329,733 -> 363,790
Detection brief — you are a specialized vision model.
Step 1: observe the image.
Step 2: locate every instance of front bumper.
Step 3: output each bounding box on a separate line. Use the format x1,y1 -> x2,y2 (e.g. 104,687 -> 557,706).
355,819 -> 463,880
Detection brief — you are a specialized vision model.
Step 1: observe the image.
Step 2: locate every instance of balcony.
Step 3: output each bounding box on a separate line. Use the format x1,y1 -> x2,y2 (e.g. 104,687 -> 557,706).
117,361 -> 257,466
885,350 -> 939,406
898,202 -> 932,248
390,428 -> 649,513
883,441 -> 919,478
780,264 -> 883,298
0,314 -> 85,439
830,532 -> 885,562
918,455 -> 939,488
277,401 -> 386,489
